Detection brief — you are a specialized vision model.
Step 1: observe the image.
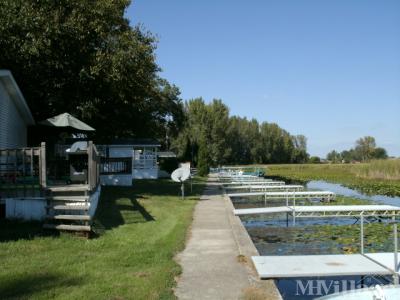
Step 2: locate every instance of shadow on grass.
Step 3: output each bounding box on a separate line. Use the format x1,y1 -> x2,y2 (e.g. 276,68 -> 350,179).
0,273 -> 83,300
0,219 -> 59,243
93,186 -> 155,234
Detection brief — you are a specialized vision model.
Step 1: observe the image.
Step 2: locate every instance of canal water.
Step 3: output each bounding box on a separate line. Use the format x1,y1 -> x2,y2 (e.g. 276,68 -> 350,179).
231,180 -> 400,299
306,180 -> 400,206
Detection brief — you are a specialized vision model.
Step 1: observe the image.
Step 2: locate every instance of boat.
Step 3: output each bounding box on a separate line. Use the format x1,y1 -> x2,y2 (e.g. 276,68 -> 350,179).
317,284 -> 400,300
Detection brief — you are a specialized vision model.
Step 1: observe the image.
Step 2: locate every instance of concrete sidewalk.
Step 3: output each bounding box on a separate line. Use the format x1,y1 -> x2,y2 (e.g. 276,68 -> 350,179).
175,178 -> 281,300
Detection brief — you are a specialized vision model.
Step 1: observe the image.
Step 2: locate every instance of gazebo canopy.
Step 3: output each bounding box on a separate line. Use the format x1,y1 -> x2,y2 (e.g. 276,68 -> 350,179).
39,113 -> 95,131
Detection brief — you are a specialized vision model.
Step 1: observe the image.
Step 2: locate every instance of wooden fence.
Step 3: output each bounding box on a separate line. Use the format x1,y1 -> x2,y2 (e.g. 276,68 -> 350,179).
0,142 -> 46,198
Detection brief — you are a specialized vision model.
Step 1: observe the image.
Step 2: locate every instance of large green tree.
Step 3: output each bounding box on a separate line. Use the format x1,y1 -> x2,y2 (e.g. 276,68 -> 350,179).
172,98 -> 309,168
355,136 -> 377,161
0,0 -> 183,143
327,136 -> 388,163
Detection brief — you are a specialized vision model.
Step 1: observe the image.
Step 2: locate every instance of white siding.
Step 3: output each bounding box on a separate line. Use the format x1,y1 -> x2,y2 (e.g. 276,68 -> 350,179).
5,198 -> 46,220
100,174 -> 133,186
0,82 -> 28,148
109,147 -> 133,158
133,169 -> 158,179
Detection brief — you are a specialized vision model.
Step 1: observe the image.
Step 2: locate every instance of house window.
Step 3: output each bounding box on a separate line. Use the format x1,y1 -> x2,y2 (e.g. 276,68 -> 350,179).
133,147 -> 157,170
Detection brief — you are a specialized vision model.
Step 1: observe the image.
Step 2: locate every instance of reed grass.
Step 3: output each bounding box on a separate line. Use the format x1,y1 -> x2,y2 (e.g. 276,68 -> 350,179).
354,159 -> 400,180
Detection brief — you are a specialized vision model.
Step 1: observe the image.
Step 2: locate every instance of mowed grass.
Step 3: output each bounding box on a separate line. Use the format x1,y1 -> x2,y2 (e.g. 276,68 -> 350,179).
0,178 -> 206,300
266,162 -> 400,197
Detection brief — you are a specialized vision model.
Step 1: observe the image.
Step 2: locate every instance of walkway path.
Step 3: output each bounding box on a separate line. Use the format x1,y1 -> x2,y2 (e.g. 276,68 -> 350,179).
175,177 -> 281,300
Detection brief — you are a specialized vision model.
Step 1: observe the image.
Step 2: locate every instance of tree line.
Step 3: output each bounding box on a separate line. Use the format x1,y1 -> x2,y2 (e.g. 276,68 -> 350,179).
171,99 -> 309,174
326,136 -> 388,163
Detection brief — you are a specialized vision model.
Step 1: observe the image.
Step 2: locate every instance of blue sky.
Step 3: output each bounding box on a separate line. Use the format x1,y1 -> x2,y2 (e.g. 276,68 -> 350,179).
126,1 -> 400,157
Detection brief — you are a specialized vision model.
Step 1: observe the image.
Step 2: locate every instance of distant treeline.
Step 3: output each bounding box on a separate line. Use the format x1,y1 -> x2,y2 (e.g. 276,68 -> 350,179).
172,98 -> 309,174
326,136 -> 388,163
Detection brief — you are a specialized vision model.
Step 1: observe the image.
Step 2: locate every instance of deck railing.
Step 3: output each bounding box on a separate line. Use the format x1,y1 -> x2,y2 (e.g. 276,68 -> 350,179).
100,157 -> 132,175
1,142 -> 102,197
0,142 -> 46,198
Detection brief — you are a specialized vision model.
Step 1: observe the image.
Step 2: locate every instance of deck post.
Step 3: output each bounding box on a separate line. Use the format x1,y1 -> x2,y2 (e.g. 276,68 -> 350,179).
22,149 -> 26,197
88,141 -> 93,189
292,211 -> 296,226
393,215 -> 399,285
39,142 -> 47,190
360,213 -> 364,254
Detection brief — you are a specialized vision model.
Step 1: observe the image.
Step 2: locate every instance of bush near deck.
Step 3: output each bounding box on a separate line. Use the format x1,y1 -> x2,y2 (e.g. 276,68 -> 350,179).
266,162 -> 400,197
0,178 -> 205,300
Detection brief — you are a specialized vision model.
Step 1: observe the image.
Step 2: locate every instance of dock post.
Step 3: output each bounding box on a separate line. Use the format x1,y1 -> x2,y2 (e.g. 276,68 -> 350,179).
393,215 -> 399,285
264,192 -> 266,207
360,213 -> 364,254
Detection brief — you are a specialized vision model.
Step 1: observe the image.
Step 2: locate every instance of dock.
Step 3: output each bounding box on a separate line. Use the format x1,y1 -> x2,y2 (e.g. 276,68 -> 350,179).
252,253 -> 399,279
228,190 -> 335,203
225,184 -> 303,191
234,204 -> 400,217
223,181 -> 285,186
220,168 -> 400,283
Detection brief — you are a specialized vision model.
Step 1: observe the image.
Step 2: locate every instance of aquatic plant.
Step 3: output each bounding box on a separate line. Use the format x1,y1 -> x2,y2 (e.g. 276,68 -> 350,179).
266,163 -> 400,197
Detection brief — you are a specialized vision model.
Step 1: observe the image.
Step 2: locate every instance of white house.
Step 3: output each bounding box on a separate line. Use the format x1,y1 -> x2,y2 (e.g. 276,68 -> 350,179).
0,70 -> 38,220
99,138 -> 161,186
0,70 -> 35,148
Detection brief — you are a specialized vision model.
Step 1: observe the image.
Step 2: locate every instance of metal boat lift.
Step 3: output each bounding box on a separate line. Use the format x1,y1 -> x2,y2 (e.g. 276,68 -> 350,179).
228,190 -> 336,205
234,205 -> 400,218
218,176 -> 268,181
233,204 -> 400,283
225,184 -> 304,192
223,181 -> 285,186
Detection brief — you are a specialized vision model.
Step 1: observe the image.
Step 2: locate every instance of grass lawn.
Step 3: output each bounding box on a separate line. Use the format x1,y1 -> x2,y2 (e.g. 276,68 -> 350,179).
0,177 -> 206,300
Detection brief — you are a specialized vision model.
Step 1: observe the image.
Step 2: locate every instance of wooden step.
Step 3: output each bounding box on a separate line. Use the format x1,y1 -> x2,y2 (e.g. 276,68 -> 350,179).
46,185 -> 89,192
47,196 -> 89,202
43,224 -> 91,232
46,214 -> 91,221
48,205 -> 90,211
